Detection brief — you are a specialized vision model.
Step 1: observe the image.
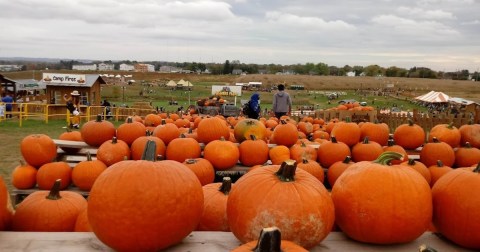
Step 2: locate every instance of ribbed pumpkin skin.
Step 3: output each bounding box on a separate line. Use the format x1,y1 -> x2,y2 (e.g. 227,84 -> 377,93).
196,117 -> 230,144
36,162 -> 72,190
12,190 -> 87,231
80,117 -> 116,147
432,168 -> 480,249
197,181 -> 232,231
331,161 -> 432,244
227,164 -> 334,249
20,134 -> 57,167
11,161 -> 37,189
88,160 -> 204,252
74,208 -> 92,232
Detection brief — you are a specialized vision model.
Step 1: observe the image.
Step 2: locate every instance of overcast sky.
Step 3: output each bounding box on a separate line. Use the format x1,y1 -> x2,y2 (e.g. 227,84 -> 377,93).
0,0 -> 479,72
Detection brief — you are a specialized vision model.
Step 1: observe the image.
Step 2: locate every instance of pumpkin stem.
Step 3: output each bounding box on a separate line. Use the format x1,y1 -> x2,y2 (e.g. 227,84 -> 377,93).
407,119 -> 414,126
407,158 -> 416,166
252,227 -> 282,252
343,156 -> 351,164
345,116 -> 351,123
330,136 -> 338,143
473,162 -> 480,173
111,137 -> 118,144
141,140 -> 157,161
447,122 -> 454,129
373,151 -> 404,165
432,137 -> 440,143
219,177 -> 232,195
46,179 -> 62,200
463,142 -> 472,148
250,134 -> 257,141
96,114 -> 103,122
126,116 -> 133,123
86,151 -> 92,161
276,160 -> 297,182
362,136 -> 370,144
436,160 -> 444,167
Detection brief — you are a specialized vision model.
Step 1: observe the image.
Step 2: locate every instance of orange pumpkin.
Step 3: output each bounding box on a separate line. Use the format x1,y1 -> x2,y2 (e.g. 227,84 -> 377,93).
197,177 -> 232,231
432,165 -> 480,249
20,134 -> 57,167
196,117 -> 230,144
459,120 -> 480,148
231,227 -> 308,252
331,117 -> 361,147
80,115 -> 116,147
0,176 -> 14,231
429,160 -> 453,187
130,133 -> 166,160
290,141 -> 317,162
96,137 -> 131,167
400,159 -> 431,184
271,120 -> 298,147
420,137 -> 455,168
454,142 -> 480,168
153,122 -> 181,146
331,152 -> 432,244
74,208 -> 92,232
183,158 -> 215,186
296,158 -> 324,182
203,137 -> 240,170
36,161 -> 72,190
393,119 -> 425,150
88,141 -> 204,251
116,117 -> 147,146
382,136 -> 408,165
351,137 -> 383,162
360,120 -> 390,146
227,160 -> 334,249
317,136 -> 351,168
428,122 -> 461,148
11,160 -> 37,189
327,156 -> 354,187
268,145 -> 291,165
238,135 -> 269,167
72,152 -> 108,191
13,179 -> 87,231
166,134 -> 201,162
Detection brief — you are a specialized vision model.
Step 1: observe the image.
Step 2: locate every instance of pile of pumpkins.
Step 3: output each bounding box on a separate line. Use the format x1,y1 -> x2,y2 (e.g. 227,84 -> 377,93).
0,112 -> 479,251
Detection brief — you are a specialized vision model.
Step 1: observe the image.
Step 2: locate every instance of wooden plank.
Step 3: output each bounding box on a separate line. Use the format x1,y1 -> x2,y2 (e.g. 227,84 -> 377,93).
64,155 -> 97,162
57,148 -> 98,155
0,232 -> 474,251
53,139 -> 92,149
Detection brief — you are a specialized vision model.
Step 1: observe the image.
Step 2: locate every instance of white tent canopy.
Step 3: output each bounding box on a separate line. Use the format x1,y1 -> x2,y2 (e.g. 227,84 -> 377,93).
415,91 -> 449,103
184,81 -> 193,87
166,80 -> 177,87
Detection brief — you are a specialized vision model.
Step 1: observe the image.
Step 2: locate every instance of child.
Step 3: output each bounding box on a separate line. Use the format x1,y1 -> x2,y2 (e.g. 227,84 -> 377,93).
64,90 -> 81,128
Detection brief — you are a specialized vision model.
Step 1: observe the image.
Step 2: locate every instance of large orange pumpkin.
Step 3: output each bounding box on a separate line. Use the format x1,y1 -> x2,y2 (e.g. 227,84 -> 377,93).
420,137 -> 455,168
271,120 -> 298,147
360,120 -> 390,146
116,116 -> 147,146
238,135 -> 269,167
20,134 -> 57,167
227,160 -> 334,249
331,152 -> 432,244
454,142 -> 480,168
13,179 -> 87,231
458,121 -> 480,148
428,122 -> 461,148
96,137 -> 131,167
88,141 -> 204,251
317,136 -> 351,168
153,122 -> 181,146
166,134 -> 201,162
331,117 -> 361,147
432,165 -> 480,249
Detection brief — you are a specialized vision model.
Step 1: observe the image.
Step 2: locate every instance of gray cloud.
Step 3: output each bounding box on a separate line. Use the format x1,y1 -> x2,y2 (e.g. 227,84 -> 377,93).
0,0 -> 479,71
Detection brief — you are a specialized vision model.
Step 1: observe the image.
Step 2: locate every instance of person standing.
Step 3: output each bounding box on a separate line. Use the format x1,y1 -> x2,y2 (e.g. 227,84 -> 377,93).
63,90 -> 81,128
1,93 -> 13,118
246,93 -> 261,119
272,84 -> 292,119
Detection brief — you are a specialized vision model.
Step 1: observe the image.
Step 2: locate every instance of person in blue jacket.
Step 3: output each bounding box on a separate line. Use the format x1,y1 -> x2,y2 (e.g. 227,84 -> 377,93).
246,93 -> 261,119
1,93 -> 13,118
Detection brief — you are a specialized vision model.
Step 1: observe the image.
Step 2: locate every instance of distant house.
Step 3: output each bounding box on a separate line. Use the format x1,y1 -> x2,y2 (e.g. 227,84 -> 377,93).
72,64 -> 97,71
119,64 -> 134,71
98,63 -> 114,71
232,69 -> 243,75
0,65 -> 23,71
135,64 -> 155,72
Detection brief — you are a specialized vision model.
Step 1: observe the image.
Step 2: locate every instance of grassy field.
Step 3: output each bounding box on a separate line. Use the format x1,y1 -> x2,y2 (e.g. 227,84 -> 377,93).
1,72 -> 478,193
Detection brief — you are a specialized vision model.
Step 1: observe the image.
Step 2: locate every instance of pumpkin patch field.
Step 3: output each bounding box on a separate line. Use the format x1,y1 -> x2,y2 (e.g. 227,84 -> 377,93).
0,111 -> 479,251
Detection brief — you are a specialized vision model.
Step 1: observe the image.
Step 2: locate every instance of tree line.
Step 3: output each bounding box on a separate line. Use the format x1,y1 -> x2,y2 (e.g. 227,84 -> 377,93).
0,59 -> 477,81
